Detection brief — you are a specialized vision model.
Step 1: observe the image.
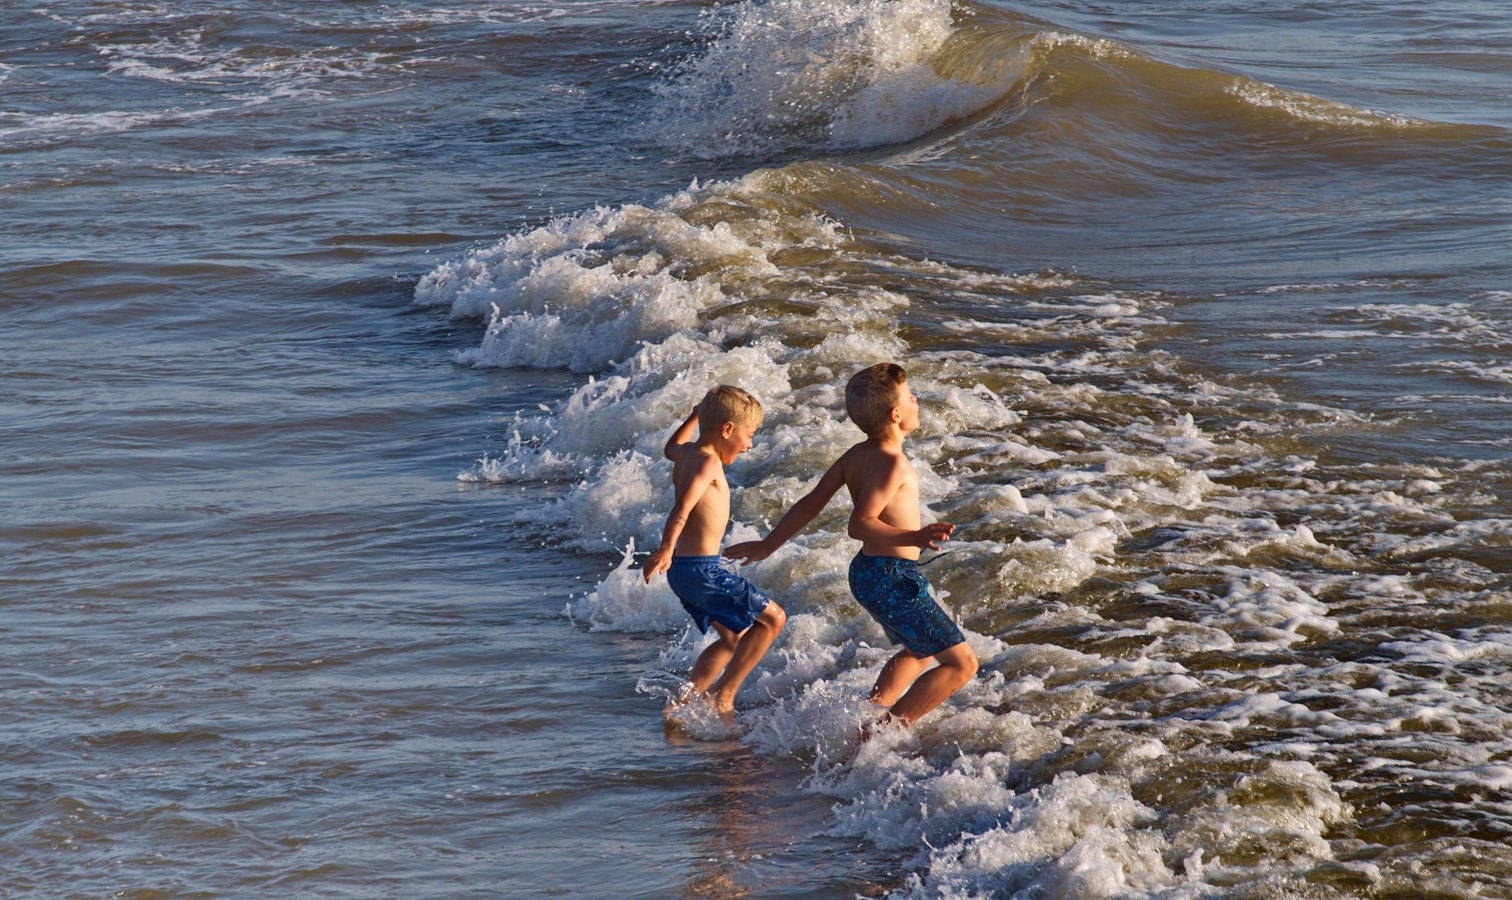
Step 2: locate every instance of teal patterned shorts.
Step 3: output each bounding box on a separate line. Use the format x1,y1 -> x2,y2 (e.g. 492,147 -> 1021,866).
848,553 -> 965,658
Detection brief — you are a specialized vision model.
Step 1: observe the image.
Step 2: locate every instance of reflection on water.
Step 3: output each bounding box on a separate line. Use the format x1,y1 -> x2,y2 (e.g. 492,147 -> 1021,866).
666,728 -> 904,900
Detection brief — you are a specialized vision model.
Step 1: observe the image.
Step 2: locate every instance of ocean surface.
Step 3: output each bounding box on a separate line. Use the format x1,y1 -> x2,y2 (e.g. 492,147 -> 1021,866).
4,1 -> 1511,897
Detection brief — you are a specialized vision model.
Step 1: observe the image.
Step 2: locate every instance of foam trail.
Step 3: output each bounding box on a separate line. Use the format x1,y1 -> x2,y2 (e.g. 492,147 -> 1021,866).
418,82 -> 1512,900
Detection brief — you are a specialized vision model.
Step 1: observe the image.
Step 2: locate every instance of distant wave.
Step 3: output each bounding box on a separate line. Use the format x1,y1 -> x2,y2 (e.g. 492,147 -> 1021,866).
644,0 -> 1026,157
644,0 -> 1458,162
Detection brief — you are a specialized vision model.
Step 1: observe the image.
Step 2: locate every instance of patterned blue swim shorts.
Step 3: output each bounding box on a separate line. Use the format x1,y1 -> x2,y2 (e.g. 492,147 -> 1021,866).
848,552 -> 965,659
666,555 -> 771,635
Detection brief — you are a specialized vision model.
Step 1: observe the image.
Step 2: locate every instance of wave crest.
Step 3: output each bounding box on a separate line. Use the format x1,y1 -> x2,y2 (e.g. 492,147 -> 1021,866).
647,0 -> 1023,157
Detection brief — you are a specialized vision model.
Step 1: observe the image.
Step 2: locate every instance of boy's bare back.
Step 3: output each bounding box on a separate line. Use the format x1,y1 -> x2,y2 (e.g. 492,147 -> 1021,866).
834,438 -> 927,560
725,374 -> 950,566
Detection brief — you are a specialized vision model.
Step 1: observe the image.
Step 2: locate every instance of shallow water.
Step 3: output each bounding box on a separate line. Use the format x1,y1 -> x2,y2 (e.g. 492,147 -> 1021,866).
5,1 -> 1512,897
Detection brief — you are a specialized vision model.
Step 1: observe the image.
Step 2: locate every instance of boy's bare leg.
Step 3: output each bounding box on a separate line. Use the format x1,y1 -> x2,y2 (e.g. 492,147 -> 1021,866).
706,602 -> 787,714
868,650 -> 934,708
874,642 -> 978,728
683,623 -> 741,698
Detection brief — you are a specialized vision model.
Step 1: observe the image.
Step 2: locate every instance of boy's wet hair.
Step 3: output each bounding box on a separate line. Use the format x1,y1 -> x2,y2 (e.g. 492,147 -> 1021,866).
697,384 -> 763,432
846,363 -> 907,436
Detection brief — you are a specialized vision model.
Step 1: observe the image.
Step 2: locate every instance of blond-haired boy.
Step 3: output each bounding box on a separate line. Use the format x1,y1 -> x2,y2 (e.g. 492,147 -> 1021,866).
645,385 -> 788,717
725,364 -> 977,729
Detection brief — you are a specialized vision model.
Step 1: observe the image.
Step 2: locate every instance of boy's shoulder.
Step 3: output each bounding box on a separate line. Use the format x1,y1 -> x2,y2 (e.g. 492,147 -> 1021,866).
837,438 -> 909,475
672,441 -> 726,473
842,436 -> 906,458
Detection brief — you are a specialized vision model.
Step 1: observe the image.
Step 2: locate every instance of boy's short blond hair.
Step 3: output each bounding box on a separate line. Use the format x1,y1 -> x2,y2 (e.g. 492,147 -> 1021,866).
845,363 -> 907,436
697,385 -> 763,432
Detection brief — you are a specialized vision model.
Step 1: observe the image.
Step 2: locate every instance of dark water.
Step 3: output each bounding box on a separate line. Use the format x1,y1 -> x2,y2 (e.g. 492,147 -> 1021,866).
4,1 -> 1512,897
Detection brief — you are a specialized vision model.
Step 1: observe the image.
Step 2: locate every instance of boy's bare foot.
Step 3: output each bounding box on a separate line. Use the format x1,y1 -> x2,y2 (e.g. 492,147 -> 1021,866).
663,693 -> 742,739
858,709 -> 900,743
693,692 -> 739,728
663,682 -> 697,719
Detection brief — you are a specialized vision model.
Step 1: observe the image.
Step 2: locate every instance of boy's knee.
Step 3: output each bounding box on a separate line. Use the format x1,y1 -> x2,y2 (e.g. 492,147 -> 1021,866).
942,643 -> 978,681
760,602 -> 787,630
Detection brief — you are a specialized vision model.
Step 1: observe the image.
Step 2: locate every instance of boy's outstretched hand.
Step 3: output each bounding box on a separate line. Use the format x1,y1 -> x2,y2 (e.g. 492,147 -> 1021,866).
914,522 -> 954,551
722,540 -> 771,566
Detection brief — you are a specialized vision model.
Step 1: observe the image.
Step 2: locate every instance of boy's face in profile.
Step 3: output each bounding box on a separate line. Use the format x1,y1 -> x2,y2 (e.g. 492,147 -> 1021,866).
892,379 -> 920,434
713,418 -> 760,464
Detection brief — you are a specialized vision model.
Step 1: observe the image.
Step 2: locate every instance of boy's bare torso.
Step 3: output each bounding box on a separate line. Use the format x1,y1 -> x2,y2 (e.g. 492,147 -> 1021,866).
837,439 -> 922,560
669,444 -> 730,557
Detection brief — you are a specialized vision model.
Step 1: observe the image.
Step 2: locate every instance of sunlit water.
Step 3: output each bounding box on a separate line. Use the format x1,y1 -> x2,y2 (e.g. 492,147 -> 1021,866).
4,1 -> 1511,897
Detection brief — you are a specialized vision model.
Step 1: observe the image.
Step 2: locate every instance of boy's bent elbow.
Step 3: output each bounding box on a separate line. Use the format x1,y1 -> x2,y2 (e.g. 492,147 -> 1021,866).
846,518 -> 885,544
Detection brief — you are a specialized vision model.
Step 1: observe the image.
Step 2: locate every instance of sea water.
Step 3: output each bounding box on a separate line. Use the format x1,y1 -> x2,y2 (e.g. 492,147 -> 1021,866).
3,1 -> 1511,897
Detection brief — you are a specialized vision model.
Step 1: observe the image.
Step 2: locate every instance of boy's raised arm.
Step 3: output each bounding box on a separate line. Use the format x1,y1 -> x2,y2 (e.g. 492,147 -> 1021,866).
724,460 -> 847,564
663,408 -> 700,460
644,452 -> 720,582
849,454 -> 953,550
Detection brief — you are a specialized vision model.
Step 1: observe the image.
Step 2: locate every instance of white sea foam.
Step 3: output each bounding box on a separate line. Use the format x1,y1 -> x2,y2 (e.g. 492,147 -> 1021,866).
94,24 -> 414,90
564,543 -> 687,633
4,15 -> 420,149
1226,78 -> 1430,129
0,109 -> 171,142
647,0 -> 1018,156
1408,358 -> 1512,385
416,182 -> 844,373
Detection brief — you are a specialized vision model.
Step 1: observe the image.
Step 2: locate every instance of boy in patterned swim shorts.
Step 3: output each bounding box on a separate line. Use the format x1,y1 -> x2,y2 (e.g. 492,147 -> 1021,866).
644,386 -> 787,719
726,363 -> 978,729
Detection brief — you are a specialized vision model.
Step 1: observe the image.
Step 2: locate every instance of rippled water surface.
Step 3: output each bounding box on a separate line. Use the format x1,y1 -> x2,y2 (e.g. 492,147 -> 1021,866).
4,1 -> 1511,897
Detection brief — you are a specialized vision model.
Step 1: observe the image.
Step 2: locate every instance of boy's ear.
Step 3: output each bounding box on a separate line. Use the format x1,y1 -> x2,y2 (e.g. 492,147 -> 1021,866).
720,420 -> 736,438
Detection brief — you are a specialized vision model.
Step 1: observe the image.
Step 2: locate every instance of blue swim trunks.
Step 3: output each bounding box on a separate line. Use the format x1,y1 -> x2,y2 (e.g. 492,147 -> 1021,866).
666,555 -> 771,635
848,553 -> 965,659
